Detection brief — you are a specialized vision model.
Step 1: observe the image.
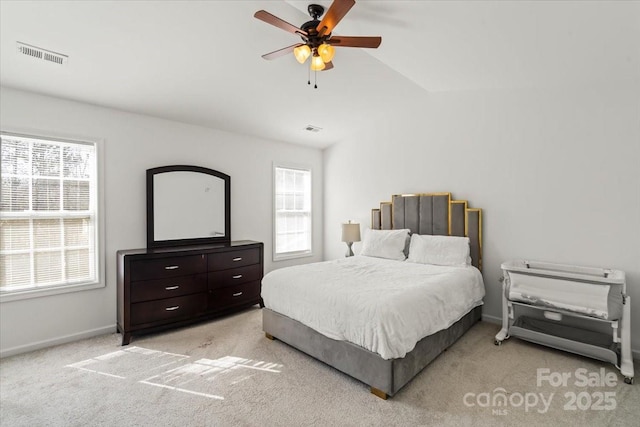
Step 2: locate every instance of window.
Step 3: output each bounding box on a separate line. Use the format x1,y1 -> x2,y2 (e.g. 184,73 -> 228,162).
1,132 -> 101,297
273,165 -> 312,260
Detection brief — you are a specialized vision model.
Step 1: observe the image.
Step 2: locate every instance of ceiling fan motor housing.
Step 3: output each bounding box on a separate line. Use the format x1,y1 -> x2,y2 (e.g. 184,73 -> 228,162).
307,4 -> 324,19
301,20 -> 328,47
301,4 -> 330,48
301,4 -> 332,48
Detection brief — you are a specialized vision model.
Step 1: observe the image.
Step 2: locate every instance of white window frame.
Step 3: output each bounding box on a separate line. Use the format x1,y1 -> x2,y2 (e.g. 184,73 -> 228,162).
273,163 -> 313,261
0,131 -> 105,302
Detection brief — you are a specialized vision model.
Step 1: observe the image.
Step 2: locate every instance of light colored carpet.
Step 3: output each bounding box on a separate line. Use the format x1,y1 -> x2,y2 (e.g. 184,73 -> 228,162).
1,307 -> 638,426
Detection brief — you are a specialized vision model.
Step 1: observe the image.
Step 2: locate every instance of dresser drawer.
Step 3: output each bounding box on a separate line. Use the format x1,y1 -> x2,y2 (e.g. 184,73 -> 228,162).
209,281 -> 260,309
130,254 -> 206,281
208,264 -> 262,289
130,294 -> 207,326
130,274 -> 207,303
208,248 -> 260,271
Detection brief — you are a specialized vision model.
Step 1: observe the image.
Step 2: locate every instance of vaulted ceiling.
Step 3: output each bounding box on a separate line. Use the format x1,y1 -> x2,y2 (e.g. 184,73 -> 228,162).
1,1 -> 638,148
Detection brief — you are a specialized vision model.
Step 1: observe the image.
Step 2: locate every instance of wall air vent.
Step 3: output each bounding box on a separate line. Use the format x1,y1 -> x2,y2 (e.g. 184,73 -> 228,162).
305,125 -> 322,133
16,42 -> 68,66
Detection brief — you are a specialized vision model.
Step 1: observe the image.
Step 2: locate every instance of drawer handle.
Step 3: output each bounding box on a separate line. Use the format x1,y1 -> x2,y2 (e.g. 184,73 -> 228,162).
232,292 -> 243,297
232,275 -> 243,279
165,306 -> 180,311
165,265 -> 180,270
165,285 -> 180,290
232,257 -> 243,262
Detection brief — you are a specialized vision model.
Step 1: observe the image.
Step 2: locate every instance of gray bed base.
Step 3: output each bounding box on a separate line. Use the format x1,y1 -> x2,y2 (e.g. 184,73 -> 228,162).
263,305 -> 482,399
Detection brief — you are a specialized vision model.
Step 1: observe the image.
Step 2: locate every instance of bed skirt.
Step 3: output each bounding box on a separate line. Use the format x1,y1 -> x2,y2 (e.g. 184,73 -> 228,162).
262,305 -> 482,398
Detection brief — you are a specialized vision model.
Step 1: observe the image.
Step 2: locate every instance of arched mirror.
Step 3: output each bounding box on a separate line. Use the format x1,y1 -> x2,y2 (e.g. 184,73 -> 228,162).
147,165 -> 230,248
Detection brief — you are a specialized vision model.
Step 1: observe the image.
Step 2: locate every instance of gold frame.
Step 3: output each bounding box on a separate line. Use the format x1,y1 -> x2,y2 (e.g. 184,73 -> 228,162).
450,200 -> 469,236
379,201 -> 392,230
466,208 -> 483,271
371,208 -> 381,230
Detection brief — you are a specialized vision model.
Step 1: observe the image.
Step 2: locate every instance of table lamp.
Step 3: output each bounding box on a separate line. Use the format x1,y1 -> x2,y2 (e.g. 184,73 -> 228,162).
341,220 -> 361,257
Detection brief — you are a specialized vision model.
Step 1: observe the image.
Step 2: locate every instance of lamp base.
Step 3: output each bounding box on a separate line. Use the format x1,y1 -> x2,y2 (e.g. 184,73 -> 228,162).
345,242 -> 354,257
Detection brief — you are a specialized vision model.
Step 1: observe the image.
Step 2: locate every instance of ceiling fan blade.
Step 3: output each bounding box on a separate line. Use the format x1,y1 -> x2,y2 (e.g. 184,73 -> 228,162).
254,10 -> 308,37
329,36 -> 382,48
316,0 -> 355,36
261,44 -> 303,60
321,61 -> 334,71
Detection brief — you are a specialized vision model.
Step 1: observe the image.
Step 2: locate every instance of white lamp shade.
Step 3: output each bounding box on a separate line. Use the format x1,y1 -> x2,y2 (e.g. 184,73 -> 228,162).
341,222 -> 361,243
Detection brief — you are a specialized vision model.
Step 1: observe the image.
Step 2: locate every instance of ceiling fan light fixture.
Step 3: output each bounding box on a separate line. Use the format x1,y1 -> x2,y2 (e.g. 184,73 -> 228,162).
310,54 -> 325,71
318,43 -> 335,63
293,44 -> 311,64
255,0 -> 382,84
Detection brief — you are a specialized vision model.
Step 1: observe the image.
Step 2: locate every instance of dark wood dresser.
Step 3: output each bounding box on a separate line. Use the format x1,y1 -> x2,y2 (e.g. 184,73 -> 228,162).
117,240 -> 263,345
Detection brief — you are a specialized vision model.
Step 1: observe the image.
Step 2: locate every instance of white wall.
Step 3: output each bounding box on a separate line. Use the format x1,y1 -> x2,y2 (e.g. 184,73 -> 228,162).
323,84 -> 640,355
0,86 -> 323,357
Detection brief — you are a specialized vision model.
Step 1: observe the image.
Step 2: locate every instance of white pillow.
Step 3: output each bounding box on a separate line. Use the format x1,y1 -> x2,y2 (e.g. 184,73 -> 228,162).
407,234 -> 471,267
360,229 -> 411,261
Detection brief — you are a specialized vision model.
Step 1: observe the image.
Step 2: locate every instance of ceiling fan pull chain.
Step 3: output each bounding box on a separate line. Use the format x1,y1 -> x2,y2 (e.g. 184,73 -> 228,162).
308,65 -> 311,86
314,70 -> 318,89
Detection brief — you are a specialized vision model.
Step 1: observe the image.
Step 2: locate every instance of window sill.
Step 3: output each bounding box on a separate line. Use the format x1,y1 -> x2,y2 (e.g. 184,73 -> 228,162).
0,281 -> 105,303
273,251 -> 314,262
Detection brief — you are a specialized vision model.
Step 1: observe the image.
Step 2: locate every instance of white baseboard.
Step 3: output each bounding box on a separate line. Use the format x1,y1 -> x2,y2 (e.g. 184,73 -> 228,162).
0,324 -> 116,359
480,314 -> 639,361
482,313 -> 502,324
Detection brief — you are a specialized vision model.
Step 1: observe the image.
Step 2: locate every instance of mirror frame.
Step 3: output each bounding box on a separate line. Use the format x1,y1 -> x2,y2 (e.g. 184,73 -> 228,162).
146,165 -> 231,248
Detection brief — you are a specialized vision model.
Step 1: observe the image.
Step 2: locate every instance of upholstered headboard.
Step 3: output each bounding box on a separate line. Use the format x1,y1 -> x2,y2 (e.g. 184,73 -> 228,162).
371,193 -> 483,271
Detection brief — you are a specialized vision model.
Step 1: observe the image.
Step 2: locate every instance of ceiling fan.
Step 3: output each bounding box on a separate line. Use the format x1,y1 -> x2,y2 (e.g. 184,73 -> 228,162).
254,0 -> 382,86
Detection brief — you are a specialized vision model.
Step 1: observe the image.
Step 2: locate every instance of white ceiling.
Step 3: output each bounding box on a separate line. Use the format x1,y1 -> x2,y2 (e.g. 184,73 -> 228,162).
1,1 -> 638,149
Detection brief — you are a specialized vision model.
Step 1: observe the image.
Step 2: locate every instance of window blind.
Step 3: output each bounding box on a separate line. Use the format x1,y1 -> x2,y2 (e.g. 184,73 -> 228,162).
274,166 -> 312,258
0,133 -> 98,292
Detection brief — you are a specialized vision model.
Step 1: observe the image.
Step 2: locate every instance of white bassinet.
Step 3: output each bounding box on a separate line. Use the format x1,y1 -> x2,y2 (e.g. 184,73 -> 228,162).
495,260 -> 633,384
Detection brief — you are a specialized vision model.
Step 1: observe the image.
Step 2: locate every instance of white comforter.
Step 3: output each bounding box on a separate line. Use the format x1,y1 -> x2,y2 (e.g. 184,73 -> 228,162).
261,256 -> 485,360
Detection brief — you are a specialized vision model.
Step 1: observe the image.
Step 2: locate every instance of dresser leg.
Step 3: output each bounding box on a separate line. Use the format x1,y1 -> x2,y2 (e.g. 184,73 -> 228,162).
121,333 -> 131,346
259,298 -> 265,308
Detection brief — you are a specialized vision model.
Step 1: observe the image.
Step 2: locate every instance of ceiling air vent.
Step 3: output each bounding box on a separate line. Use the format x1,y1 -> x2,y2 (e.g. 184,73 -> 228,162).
17,42 -> 68,66
305,125 -> 322,133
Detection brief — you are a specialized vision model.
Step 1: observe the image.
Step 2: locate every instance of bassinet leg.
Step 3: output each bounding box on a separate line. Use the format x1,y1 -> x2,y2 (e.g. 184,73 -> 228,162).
619,295 -> 634,384
495,277 -> 510,345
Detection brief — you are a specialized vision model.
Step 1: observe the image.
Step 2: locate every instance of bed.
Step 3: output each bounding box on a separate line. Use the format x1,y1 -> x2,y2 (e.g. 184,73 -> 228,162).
262,193 -> 484,399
